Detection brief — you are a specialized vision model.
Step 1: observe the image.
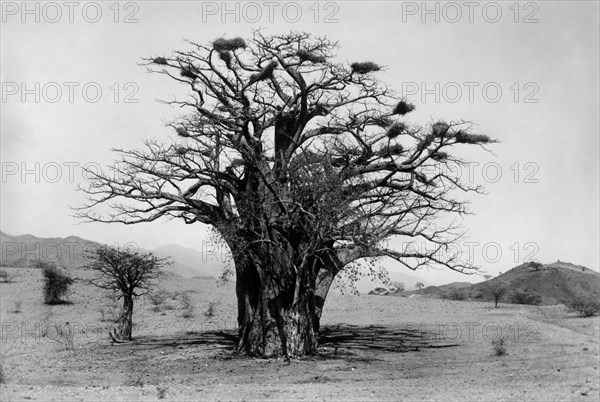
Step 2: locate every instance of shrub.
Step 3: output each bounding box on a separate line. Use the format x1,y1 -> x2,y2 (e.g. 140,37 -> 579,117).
42,263 -> 74,305
565,296 -> 600,317
0,270 -> 14,283
492,337 -> 507,356
157,386 -> 168,399
443,288 -> 465,301
180,292 -> 194,319
148,289 -> 168,312
510,290 -> 541,305
98,298 -> 119,322
204,301 -> 217,318
528,261 -> 543,271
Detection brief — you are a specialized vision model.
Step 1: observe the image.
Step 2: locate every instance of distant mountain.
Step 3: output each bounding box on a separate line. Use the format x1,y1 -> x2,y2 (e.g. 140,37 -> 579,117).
153,244 -> 225,278
403,261 -> 600,305
0,231 -> 97,269
0,231 -> 223,279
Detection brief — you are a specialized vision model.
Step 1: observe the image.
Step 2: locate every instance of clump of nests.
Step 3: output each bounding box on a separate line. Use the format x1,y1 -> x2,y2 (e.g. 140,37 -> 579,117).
393,100 -> 415,116
152,57 -> 168,65
386,122 -> 408,139
250,60 -> 278,82
213,37 -> 247,52
180,68 -> 198,80
218,51 -> 232,67
176,127 -> 189,137
297,49 -> 326,63
432,122 -> 450,137
453,131 -> 492,144
350,61 -> 381,74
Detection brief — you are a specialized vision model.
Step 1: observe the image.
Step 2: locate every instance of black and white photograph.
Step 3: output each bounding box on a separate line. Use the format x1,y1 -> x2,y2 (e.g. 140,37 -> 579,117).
1,1 -> 599,400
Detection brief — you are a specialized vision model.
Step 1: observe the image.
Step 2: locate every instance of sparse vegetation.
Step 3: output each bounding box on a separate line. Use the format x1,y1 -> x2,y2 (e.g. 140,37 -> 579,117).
415,282 -> 425,290
41,262 -> 74,305
180,291 -> 195,318
0,269 -> 15,283
510,290 -> 541,305
204,301 -> 217,318
391,282 -> 405,292
0,362 -> 5,383
492,337 -> 507,356
157,386 -> 168,399
148,289 -> 169,312
54,322 -> 75,350
529,261 -> 543,271
98,303 -> 119,322
565,296 -> 600,317
130,371 -> 145,387
443,288 -> 465,301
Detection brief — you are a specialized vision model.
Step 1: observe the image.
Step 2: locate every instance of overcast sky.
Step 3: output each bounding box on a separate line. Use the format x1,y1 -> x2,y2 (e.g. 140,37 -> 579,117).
1,1 -> 598,284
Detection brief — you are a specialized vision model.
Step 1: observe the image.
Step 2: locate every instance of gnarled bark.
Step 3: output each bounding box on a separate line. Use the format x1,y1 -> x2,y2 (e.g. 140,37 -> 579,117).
234,256 -> 318,357
113,295 -> 134,341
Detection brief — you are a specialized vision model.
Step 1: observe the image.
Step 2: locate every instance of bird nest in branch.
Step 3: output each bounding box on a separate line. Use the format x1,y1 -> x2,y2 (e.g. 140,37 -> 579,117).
213,37 -> 247,52
350,61 -> 381,74
250,60 -> 278,82
393,100 -> 415,115
297,49 -> 326,63
386,122 -> 407,138
153,57 -> 168,65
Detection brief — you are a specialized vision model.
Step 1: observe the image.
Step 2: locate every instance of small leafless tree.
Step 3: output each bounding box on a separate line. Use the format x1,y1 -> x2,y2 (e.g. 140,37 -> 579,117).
416,282 -> 425,290
85,246 -> 170,341
484,281 -> 507,308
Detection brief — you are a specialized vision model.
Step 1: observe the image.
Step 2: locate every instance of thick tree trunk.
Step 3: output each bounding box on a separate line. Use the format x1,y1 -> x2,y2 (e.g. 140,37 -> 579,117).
113,295 -> 134,341
314,268 -> 337,333
234,257 -> 319,357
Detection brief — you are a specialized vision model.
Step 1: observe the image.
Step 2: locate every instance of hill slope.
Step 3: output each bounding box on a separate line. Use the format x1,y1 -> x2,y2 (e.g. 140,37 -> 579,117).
401,261 -> 599,305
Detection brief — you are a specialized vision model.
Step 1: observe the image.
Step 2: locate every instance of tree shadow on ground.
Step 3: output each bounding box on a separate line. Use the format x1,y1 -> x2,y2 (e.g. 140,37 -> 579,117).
319,323 -> 459,353
104,323 -> 458,358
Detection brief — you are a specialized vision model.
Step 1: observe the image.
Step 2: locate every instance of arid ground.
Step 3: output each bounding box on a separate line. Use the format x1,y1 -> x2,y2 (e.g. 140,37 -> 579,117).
1,267 -> 598,401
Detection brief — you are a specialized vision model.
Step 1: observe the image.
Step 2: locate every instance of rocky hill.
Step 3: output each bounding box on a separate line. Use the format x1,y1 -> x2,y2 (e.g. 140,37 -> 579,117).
393,261 -> 600,305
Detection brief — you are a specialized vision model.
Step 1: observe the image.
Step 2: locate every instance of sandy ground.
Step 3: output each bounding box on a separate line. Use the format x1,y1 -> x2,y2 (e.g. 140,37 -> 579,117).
0,267 -> 598,401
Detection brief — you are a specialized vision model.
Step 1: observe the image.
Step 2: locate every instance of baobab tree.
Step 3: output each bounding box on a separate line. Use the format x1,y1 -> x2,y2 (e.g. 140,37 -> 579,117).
77,31 -> 495,357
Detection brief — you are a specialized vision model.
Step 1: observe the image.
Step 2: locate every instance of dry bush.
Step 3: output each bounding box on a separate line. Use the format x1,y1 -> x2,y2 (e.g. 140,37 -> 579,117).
492,337 -> 507,356
0,270 -> 15,283
510,290 -> 541,305
41,263 -> 74,304
180,292 -> 194,319
54,323 -> 75,350
148,289 -> 169,312
157,386 -> 168,399
443,288 -> 465,301
565,296 -> 600,317
204,301 -> 217,318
